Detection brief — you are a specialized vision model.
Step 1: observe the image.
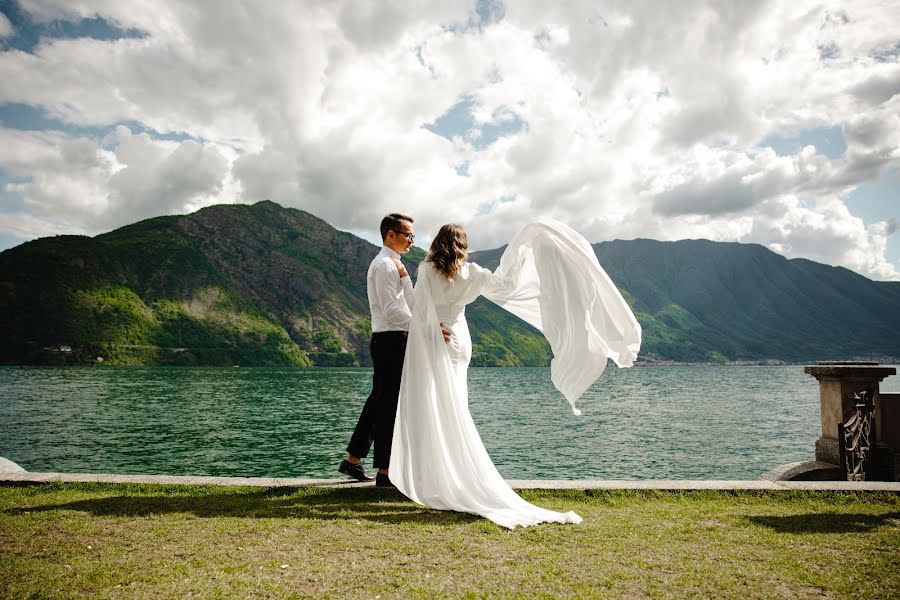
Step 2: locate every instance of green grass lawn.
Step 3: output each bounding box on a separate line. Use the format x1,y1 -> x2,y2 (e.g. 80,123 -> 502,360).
1,483 -> 897,598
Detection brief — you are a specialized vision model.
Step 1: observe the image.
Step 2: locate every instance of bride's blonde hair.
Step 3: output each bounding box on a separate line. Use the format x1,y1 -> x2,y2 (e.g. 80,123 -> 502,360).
427,224 -> 468,279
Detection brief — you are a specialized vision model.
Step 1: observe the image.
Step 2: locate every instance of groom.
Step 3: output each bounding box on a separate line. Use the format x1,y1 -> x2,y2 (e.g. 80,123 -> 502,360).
339,213 -> 420,488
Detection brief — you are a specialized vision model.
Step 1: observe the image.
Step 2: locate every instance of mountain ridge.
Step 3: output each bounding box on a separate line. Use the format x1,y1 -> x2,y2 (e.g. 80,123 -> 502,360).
2,200 -> 898,366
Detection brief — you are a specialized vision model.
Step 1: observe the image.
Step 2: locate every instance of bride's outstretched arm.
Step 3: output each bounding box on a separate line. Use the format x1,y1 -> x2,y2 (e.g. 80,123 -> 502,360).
468,261 -> 520,297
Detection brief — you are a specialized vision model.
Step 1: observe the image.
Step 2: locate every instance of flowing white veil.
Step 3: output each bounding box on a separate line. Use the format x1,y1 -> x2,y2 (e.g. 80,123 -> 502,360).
482,219 -> 641,414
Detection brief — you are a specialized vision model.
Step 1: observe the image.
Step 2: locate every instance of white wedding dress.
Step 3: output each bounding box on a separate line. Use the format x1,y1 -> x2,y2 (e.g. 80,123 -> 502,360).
389,219 -> 642,529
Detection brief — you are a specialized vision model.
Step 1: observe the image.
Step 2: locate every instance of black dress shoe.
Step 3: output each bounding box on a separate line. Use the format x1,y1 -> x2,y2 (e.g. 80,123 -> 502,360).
338,459 -> 373,482
375,472 -> 396,488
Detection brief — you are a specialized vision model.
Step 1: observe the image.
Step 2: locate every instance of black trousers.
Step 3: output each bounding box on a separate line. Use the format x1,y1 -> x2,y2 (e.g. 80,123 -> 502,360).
346,331 -> 407,469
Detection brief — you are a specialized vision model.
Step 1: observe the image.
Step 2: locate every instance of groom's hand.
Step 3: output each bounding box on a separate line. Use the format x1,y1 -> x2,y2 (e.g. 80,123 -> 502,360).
440,322 -> 451,344
391,257 -> 409,278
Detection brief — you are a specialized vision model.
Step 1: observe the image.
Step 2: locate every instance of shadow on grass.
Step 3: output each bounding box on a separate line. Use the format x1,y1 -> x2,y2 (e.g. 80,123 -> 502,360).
5,487 -> 479,526
747,511 -> 900,534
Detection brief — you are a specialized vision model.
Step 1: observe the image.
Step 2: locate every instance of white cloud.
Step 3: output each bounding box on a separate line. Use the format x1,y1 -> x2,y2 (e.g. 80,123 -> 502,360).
0,0 -> 898,280
106,127 -> 231,224
0,127 -> 116,221
0,125 -> 234,234
0,210 -> 78,240
0,12 -> 13,39
748,196 -> 899,281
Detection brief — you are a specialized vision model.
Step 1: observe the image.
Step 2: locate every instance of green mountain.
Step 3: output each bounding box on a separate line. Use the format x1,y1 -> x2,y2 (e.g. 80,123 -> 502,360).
469,239 -> 900,363
1,201 -> 898,366
0,201 -> 546,366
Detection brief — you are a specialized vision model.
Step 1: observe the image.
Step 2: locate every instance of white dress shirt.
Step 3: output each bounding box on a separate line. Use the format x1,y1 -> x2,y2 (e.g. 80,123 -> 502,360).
368,246 -> 415,332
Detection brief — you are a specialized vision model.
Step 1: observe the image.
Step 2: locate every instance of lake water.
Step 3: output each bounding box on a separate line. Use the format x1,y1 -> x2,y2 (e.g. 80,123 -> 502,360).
2,366 -> 898,480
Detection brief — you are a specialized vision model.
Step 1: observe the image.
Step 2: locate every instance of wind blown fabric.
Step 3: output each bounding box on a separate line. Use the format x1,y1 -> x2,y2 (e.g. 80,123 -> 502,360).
389,219 -> 642,528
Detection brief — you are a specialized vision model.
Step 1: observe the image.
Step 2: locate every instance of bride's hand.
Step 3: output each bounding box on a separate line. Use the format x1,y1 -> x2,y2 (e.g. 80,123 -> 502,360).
391,257 -> 409,278
440,322 -> 452,344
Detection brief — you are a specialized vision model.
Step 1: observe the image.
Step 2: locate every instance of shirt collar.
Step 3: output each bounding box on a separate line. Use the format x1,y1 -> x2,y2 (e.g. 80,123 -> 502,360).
380,246 -> 401,259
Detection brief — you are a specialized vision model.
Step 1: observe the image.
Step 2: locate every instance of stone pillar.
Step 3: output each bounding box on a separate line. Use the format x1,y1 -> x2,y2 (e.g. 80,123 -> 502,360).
804,362 -> 896,469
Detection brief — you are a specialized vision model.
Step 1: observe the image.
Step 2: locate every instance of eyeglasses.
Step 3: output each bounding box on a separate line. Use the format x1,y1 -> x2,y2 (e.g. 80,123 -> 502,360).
392,229 -> 415,241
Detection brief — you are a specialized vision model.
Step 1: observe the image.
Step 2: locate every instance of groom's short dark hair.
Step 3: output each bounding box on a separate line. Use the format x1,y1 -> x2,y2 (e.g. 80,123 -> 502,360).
380,213 -> 414,241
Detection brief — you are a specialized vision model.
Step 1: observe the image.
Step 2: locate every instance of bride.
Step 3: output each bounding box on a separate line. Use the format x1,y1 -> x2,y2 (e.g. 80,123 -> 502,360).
388,219 -> 641,529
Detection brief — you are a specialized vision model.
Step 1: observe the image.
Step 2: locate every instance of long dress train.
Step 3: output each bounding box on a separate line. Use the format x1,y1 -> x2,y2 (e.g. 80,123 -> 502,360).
389,219 -> 642,529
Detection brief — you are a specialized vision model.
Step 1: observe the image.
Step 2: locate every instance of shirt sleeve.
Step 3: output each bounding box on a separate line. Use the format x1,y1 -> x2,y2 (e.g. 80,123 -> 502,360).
374,258 -> 413,330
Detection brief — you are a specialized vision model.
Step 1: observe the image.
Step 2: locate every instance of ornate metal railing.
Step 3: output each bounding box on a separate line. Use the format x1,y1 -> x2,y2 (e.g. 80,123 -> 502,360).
838,389 -> 876,481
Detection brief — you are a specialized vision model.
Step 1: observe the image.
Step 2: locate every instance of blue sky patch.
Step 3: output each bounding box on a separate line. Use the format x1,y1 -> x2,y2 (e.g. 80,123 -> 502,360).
476,194 -> 516,216
425,97 -> 473,140
475,0 -> 505,26
845,167 -> 900,263
0,167 -> 29,250
424,96 -> 526,150
759,125 -> 847,159
0,103 -> 201,147
0,231 -> 26,250
480,113 -> 526,148
0,169 -> 29,214
443,0 -> 504,34
872,41 -> 900,62
0,0 -> 146,53
817,42 -> 840,60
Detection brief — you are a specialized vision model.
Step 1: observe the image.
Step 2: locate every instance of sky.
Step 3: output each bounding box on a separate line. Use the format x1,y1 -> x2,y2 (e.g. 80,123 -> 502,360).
1,0 -> 899,280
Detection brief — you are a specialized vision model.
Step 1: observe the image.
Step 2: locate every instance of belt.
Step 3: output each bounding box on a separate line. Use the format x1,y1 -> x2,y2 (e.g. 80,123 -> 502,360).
372,330 -> 408,337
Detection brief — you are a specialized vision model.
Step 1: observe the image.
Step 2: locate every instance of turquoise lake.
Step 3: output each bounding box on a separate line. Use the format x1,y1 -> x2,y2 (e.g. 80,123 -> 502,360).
2,365 -> 898,480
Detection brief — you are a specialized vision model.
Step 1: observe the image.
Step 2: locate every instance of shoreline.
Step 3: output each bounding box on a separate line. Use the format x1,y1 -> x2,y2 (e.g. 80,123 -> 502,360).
3,360 -> 899,368
2,470 -> 898,491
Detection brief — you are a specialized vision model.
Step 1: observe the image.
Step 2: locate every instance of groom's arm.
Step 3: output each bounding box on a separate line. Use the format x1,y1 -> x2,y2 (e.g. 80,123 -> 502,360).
390,257 -> 415,312
400,268 -> 414,312
375,259 -> 413,330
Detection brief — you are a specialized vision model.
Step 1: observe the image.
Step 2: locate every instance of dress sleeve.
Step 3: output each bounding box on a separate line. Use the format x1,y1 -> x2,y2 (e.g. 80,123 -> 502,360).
468,262 -> 517,298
